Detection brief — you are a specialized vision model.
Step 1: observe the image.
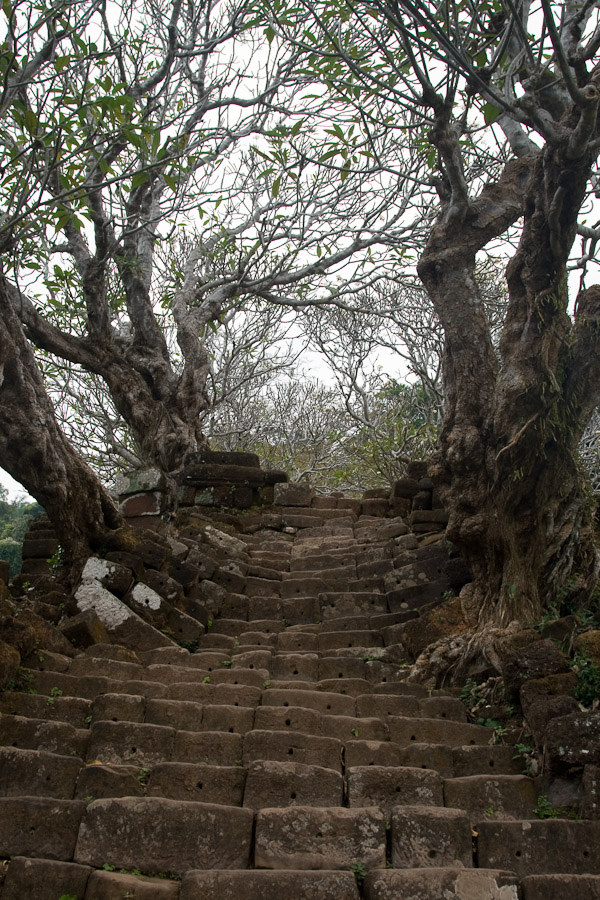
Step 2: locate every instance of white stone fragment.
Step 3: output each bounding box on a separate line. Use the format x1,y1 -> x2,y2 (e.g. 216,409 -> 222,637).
75,581 -> 131,628
80,557 -> 118,582
131,583 -> 163,610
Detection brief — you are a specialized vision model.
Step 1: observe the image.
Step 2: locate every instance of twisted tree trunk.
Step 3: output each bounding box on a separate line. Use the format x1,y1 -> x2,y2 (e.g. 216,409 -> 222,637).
0,274 -> 123,563
419,118 -> 600,629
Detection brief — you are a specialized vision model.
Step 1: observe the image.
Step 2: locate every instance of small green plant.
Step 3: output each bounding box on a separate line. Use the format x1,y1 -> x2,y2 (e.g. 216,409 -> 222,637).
47,545 -> 65,572
206,618 -> 213,629
46,686 -> 63,707
178,638 -> 200,653
442,589 -> 456,602
263,680 -> 271,689
221,659 -> 232,667
351,728 -> 359,737
573,652 -> 600,707
5,668 -> 37,694
83,795 -> 95,804
460,677 -> 484,709
485,806 -> 495,815
84,715 -> 92,726
351,862 -> 367,887
534,794 -> 579,820
137,767 -> 149,785
102,863 -> 116,871
58,895 -> 78,900
202,675 -> 211,684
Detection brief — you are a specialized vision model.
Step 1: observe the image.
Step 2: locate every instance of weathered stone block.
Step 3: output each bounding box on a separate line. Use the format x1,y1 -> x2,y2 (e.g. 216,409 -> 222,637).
0,797 -> 85,860
477,819 -> 600,876
85,870 -> 181,899
391,805 -> 472,868
75,763 -> 145,800
180,870 -> 360,900
243,760 -> 343,808
115,467 -> 163,496
363,868 -> 520,900
147,762 -> 246,805
260,687 -> 356,716
87,720 -> 174,766
172,729 -> 243,765
544,711 -> 600,769
243,729 -> 343,772
2,857 -> 92,900
255,806 -> 386,870
0,746 -> 82,798
75,797 -> 254,874
274,482 -> 314,506
521,874 -> 600,899
444,774 -> 537,820
388,715 -> 490,748
347,765 -> 443,810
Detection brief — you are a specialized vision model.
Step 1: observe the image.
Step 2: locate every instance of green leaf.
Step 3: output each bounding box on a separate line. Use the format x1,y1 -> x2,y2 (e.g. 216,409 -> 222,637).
483,103 -> 501,125
131,170 -> 150,189
24,109 -> 38,135
290,120 -> 303,136
272,176 -> 281,198
54,55 -> 70,73
265,25 -> 275,44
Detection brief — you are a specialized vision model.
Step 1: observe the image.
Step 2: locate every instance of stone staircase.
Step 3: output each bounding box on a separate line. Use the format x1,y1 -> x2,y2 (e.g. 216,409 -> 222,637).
1,494 -> 599,899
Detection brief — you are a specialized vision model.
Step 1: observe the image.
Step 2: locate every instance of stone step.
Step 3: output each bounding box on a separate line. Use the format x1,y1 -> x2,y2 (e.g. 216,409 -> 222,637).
254,806 -> 386,870
521,875 -> 600,899
363,868 -> 520,899
146,762 -> 246,805
0,713 -> 90,757
180,869 -> 360,900
0,746 -> 84,799
243,760 -> 343,809
476,819 -> 600,876
243,729 -> 343,771
388,716 -> 492,747
346,765 -> 443,810
0,690 -> 92,727
74,797 -> 253,875
444,774 -> 538,820
0,796 -> 85,862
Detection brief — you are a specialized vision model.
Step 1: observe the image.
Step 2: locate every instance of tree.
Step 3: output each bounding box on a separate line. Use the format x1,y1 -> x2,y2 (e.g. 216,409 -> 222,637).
1,0 -> 424,487
267,0 -> 600,630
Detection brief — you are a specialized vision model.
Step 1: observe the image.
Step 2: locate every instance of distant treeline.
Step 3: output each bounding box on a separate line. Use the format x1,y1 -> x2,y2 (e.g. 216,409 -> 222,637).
0,489 -> 43,578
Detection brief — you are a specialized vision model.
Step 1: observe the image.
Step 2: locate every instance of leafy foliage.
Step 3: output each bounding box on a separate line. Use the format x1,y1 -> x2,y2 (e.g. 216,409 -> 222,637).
0,487 -> 43,577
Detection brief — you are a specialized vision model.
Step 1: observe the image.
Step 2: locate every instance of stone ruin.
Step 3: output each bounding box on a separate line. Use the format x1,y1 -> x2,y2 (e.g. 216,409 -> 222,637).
0,451 -> 599,898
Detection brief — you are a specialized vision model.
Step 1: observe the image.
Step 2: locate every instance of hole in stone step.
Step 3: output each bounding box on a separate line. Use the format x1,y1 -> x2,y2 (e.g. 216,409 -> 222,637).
290,792 -> 297,799
250,665 -> 254,669
284,702 -> 289,707
382,678 -> 387,683
197,782 -> 203,789
112,717 -> 117,722
338,673 -> 343,679
285,719 -> 291,726
293,670 -> 299,675
229,727 -> 234,733
316,832 -> 323,838
12,742 -> 17,747
428,850 -> 437,859
326,704 -> 331,710
131,747 -> 136,753
515,851 -> 522,858
368,761 -> 374,766
45,775 -> 51,781
469,740 -> 476,745
234,702 -> 239,707
395,786 -> 401,792
288,748 -> 294,755
584,851 -> 590,858
441,713 -> 447,718
489,761 -> 495,767
410,736 -> 416,741
421,765 -> 427,769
